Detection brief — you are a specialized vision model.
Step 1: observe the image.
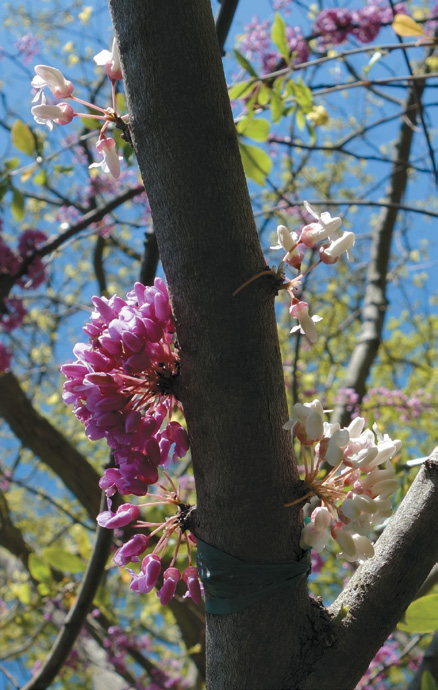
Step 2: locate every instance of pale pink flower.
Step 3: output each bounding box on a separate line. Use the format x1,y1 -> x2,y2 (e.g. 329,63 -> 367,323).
93,37 -> 123,81
332,523 -> 374,563
320,231 -> 355,263
300,507 -> 331,552
283,399 -> 325,445
31,97 -> 74,131
32,65 -> 74,100
89,137 -> 122,178
289,300 -> 322,344
299,201 -> 342,248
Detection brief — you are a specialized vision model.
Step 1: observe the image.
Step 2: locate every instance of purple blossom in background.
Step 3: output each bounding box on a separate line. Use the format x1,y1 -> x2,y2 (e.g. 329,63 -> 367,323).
15,35 -> 41,64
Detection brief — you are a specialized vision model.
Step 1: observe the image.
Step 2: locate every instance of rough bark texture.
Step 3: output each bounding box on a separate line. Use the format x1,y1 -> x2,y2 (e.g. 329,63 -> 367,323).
107,2 -> 312,688
331,80 -> 425,428
106,3 -> 438,689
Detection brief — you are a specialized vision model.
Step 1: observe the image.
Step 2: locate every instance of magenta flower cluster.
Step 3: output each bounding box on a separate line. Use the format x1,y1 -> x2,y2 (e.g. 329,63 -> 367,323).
314,2 -> 407,45
61,278 -> 188,497
0,228 -> 48,370
61,280 -> 203,606
239,2 -> 408,75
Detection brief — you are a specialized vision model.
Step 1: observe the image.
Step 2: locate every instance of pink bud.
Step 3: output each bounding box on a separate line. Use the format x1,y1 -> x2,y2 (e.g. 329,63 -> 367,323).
183,566 -> 202,604
157,567 -> 181,605
96,503 -> 140,528
141,554 -> 162,591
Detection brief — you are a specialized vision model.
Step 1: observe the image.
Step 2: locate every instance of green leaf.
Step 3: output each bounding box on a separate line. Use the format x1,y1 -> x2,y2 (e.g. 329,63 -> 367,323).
257,84 -> 270,106
0,180 -> 9,201
11,188 -> 25,221
11,120 -> 36,156
296,109 -> 306,131
12,583 -> 32,605
233,49 -> 258,78
270,92 -> 284,123
421,671 -> 438,690
34,168 -> 48,186
229,80 -> 254,101
239,142 -> 272,185
294,77 -> 313,111
271,13 -> 289,62
399,594 -> 438,633
41,547 -> 86,573
4,158 -> 20,171
237,117 -> 270,142
29,554 -> 53,583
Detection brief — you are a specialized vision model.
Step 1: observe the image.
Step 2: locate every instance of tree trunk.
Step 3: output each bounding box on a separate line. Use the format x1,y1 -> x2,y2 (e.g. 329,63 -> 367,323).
106,3 -> 438,689
107,2 -> 313,688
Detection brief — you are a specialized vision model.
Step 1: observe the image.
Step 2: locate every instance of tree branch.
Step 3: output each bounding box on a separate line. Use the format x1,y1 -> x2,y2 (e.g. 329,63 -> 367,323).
20,492 -> 114,690
330,77 -> 426,427
304,450 -> 438,690
0,372 -> 102,519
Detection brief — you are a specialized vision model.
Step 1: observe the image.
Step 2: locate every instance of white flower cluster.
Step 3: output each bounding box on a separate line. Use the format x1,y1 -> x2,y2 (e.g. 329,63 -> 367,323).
270,203 -> 355,345
284,400 -> 401,563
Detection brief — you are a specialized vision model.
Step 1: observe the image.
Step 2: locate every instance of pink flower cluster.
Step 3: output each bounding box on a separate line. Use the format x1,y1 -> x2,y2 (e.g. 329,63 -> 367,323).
0,228 -> 48,370
62,281 -> 202,606
61,279 -> 188,496
284,400 -> 401,563
30,38 -> 126,178
270,201 -> 354,344
239,2 -> 408,77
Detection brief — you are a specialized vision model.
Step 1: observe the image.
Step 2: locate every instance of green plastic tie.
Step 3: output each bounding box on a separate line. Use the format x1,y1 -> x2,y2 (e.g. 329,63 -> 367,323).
197,538 -> 311,614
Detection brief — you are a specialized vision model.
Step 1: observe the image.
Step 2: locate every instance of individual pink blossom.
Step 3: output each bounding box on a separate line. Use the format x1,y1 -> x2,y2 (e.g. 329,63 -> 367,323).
157,567 -> 181,605
32,65 -> 74,100
289,300 -> 322,344
89,136 -> 122,179
332,523 -> 374,563
183,566 -> 202,604
320,231 -> 355,264
300,507 -> 331,552
299,201 -> 342,248
97,503 -> 140,528
283,399 -> 325,445
93,38 -> 123,81
139,554 -> 162,592
31,99 -> 74,131
113,534 -> 149,566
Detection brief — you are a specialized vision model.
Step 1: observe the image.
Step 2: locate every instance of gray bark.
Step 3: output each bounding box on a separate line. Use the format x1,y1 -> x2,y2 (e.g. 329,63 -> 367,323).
106,3 -> 438,689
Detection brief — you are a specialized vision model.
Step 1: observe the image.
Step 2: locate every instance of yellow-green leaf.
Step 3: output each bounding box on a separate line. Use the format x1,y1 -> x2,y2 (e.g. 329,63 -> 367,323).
421,670 -> 438,690
29,554 -> 53,583
398,594 -> 438,633
392,14 -> 426,37
41,547 -> 86,573
233,49 -> 258,78
11,120 -> 36,156
237,117 -> 270,142
229,80 -> 255,101
239,142 -> 272,185
271,13 -> 289,62
11,188 -> 25,221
